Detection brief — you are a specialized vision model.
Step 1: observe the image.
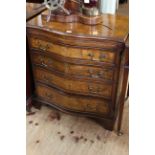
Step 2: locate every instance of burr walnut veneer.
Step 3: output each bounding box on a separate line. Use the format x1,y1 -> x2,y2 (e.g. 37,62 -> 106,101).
27,11 -> 129,133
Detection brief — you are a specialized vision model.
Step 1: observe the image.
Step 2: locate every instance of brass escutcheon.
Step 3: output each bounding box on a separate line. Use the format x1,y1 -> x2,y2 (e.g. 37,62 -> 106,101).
87,52 -> 94,60
99,53 -> 106,61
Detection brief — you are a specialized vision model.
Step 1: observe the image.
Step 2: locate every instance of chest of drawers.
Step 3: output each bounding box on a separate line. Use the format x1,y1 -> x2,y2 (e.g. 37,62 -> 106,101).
26,11 -> 129,133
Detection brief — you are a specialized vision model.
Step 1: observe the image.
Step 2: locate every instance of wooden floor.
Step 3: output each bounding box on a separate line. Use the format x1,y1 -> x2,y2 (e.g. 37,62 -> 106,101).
26,99 -> 128,155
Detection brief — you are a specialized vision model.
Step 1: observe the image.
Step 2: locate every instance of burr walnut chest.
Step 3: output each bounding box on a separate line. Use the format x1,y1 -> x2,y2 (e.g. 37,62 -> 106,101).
26,11 -> 129,132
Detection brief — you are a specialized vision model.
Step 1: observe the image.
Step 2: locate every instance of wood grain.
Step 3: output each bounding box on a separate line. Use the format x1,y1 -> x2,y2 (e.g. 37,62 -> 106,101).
34,67 -> 113,98
30,37 -> 116,64
35,83 -> 111,116
32,52 -> 115,81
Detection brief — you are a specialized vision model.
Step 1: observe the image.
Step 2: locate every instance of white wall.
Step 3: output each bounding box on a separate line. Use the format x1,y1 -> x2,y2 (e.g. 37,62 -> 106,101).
100,0 -> 118,14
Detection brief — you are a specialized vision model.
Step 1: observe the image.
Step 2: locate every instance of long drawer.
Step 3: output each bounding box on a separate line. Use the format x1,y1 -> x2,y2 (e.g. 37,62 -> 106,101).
29,37 -> 116,64
31,52 -> 115,81
36,83 -> 111,116
33,67 -> 113,99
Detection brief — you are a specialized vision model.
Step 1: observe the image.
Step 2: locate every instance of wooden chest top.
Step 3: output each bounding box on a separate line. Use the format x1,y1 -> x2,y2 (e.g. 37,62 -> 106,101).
27,10 -> 128,42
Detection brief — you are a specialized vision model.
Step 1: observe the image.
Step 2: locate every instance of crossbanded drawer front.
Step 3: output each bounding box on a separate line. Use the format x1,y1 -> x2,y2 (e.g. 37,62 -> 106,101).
36,84 -> 111,116
34,67 -> 113,99
32,52 -> 114,81
30,38 -> 116,64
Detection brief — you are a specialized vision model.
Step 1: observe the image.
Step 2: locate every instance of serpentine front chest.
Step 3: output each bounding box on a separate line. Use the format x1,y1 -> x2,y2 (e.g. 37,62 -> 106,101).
26,11 -> 129,133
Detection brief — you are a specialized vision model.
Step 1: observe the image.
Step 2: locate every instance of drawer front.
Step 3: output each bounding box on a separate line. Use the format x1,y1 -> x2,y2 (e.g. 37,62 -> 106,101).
36,84 -> 111,116
34,67 -> 113,98
30,38 -> 116,64
32,52 -> 114,81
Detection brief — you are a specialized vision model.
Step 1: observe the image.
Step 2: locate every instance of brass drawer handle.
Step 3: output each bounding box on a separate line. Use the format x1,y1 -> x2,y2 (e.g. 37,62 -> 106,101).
88,85 -> 102,94
38,43 -> 50,51
41,45 -> 48,51
39,57 -> 51,66
88,85 -> 98,93
98,71 -> 104,78
88,85 -> 93,91
88,69 -> 102,78
41,62 -> 48,67
99,53 -> 107,61
87,52 -> 94,60
39,56 -> 46,66
45,92 -> 53,99
85,104 -> 96,111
